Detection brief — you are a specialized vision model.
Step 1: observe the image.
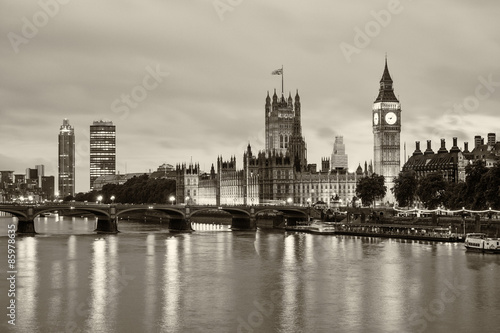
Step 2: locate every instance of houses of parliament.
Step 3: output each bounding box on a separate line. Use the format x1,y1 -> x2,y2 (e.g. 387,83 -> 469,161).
174,61 -> 404,207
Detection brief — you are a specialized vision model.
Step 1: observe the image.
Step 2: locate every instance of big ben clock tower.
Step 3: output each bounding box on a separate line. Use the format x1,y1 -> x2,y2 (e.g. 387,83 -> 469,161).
373,58 -> 401,203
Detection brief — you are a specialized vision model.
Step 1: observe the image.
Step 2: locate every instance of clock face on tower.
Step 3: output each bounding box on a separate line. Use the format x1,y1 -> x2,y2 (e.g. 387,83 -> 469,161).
385,112 -> 397,125
373,113 -> 379,125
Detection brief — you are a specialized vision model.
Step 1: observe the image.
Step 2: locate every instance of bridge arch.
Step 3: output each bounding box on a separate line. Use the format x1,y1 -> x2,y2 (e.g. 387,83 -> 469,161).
0,208 -> 27,220
189,207 -> 251,218
116,207 -> 186,219
254,207 -> 308,227
35,207 -> 111,219
188,207 -> 254,230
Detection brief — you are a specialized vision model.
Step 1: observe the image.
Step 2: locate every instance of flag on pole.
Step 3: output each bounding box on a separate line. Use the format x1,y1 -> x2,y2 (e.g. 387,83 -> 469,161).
271,68 -> 283,75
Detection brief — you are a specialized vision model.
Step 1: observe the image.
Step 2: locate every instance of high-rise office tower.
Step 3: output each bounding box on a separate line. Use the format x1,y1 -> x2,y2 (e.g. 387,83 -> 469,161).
90,120 -> 116,190
58,119 -> 75,197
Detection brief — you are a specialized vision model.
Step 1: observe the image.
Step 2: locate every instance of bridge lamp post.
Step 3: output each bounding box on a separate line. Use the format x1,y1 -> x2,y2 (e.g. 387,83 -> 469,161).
169,195 -> 175,205
28,195 -> 33,203
185,196 -> 190,205
110,195 -> 115,204
97,195 -> 103,204
287,197 -> 293,206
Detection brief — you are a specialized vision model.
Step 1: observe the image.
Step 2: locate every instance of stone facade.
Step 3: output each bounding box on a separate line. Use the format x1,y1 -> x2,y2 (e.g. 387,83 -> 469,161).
176,143 -> 370,208
372,59 -> 401,203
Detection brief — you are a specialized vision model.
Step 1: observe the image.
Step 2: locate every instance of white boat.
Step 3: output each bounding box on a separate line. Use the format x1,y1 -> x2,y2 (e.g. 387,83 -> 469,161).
464,233 -> 500,253
307,220 -> 338,234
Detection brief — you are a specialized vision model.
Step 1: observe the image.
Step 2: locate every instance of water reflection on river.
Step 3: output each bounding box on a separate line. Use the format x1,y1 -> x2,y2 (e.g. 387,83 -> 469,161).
1,216 -> 500,332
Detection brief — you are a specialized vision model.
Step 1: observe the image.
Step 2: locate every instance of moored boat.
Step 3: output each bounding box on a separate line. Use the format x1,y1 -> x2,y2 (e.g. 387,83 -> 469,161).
285,220 -> 337,234
307,220 -> 338,235
464,233 -> 500,253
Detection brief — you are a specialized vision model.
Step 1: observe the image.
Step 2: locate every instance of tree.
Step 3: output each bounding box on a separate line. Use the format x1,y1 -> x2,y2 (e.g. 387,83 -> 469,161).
63,195 -> 75,202
464,160 -> 488,209
98,175 -> 175,204
392,170 -> 418,207
479,162 -> 500,209
356,174 -> 386,207
416,172 -> 447,209
442,181 -> 466,210
74,191 -> 98,202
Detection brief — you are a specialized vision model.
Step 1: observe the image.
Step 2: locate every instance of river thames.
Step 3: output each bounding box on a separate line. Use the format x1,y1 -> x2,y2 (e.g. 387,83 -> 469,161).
1,215 -> 500,332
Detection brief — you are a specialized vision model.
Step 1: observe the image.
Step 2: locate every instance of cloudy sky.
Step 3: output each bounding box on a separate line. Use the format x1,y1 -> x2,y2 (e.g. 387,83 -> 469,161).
1,0 -> 499,193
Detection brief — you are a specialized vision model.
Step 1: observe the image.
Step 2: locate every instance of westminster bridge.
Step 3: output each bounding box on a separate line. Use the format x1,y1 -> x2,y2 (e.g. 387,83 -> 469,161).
0,203 -> 313,234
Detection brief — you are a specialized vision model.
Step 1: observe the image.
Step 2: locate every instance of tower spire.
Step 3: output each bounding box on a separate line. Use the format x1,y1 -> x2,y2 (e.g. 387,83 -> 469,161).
375,58 -> 398,103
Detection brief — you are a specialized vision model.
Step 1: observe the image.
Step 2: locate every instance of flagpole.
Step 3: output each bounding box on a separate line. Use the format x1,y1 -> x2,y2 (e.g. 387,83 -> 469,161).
281,65 -> 284,96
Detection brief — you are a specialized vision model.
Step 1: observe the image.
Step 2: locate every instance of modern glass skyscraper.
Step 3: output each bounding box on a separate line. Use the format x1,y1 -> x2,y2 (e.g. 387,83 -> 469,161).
90,120 -> 116,190
58,119 -> 75,197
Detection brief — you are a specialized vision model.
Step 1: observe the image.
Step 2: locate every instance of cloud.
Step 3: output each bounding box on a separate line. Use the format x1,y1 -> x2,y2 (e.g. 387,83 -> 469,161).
1,0 -> 499,192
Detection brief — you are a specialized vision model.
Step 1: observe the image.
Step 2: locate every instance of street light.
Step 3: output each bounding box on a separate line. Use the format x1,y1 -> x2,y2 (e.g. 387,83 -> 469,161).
185,196 -> 190,205
307,198 -> 311,207
169,195 -> 175,205
97,195 -> 103,204
110,195 -> 115,204
287,197 -> 293,205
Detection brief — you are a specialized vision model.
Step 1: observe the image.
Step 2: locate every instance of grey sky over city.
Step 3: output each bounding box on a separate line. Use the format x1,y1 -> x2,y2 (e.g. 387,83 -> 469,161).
1,0 -> 499,193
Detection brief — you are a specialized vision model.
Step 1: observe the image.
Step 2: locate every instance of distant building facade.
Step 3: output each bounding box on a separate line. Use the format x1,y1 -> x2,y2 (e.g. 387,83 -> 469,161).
402,138 -> 468,183
174,88 -> 370,207
0,167 -> 55,202
42,176 -> 55,200
58,118 -> 75,197
90,120 -> 116,190
331,136 -> 348,170
470,132 -> 500,168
